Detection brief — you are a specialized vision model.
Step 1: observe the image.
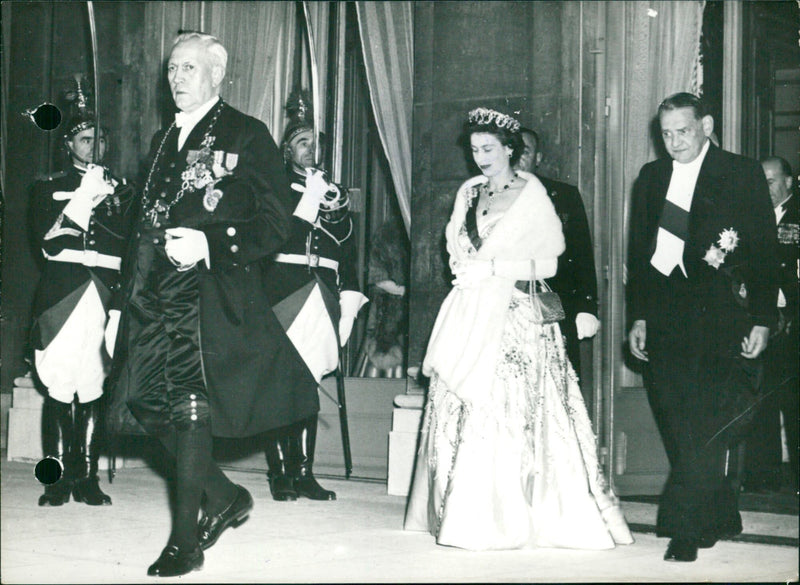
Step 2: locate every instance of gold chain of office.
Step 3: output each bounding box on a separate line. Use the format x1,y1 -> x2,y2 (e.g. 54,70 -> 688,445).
140,101 -> 225,226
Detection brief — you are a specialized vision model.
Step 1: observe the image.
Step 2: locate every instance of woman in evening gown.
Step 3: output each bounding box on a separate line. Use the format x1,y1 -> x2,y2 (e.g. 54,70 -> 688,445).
404,107 -> 633,551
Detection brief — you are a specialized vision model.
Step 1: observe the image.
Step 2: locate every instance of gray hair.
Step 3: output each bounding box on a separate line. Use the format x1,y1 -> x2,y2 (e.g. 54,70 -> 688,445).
173,31 -> 227,72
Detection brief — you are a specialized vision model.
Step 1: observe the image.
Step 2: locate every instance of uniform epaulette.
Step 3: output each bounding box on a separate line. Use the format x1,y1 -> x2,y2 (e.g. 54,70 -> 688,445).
35,170 -> 68,182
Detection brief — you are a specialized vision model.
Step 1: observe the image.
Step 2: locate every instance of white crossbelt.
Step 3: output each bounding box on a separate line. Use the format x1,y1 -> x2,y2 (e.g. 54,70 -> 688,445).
43,248 -> 122,270
274,252 -> 339,271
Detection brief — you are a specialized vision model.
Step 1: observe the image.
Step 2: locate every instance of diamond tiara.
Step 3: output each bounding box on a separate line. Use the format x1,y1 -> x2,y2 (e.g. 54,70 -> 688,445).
467,107 -> 521,133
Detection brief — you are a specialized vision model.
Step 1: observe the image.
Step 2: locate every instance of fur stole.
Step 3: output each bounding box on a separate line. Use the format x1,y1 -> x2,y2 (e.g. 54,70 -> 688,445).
423,172 -> 564,404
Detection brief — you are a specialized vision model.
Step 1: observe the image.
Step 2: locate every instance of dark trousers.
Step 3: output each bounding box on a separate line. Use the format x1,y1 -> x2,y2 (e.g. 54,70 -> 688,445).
560,314 -> 594,414
744,324 -> 800,488
644,270 -> 758,541
123,238 -> 235,548
125,238 -> 209,433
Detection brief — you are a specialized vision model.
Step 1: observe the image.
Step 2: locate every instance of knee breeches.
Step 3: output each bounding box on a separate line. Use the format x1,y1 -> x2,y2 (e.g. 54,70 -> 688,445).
125,252 -> 209,432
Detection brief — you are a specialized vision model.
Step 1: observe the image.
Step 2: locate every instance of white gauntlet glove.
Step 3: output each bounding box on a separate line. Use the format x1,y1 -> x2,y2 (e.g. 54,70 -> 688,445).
164,227 -> 210,271
291,169 -> 331,223
575,312 -> 600,339
451,260 -> 493,289
338,291 -> 369,347
55,165 -> 115,230
105,309 -> 121,358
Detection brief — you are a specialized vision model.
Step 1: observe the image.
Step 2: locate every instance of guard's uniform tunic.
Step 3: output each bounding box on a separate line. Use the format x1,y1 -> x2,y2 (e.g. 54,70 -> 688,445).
30,166 -> 135,403
265,168 -> 363,384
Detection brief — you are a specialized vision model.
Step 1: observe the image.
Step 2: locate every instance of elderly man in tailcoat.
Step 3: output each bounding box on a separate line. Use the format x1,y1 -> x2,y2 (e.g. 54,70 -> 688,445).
107,32 -> 317,577
627,92 -> 778,563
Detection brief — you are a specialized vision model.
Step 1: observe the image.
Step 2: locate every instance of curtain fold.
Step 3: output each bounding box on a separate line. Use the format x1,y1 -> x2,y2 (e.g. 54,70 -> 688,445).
356,1 -> 413,235
206,1 -> 297,137
139,1 -> 297,141
302,1 -> 329,141
620,0 -> 704,387
622,1 -> 704,191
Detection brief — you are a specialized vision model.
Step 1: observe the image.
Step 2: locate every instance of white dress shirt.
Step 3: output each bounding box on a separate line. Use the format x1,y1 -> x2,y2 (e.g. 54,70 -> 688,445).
175,95 -> 220,151
650,139 -> 711,277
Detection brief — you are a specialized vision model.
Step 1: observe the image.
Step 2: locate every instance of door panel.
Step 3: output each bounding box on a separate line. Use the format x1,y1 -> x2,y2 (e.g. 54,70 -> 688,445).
612,388 -> 669,495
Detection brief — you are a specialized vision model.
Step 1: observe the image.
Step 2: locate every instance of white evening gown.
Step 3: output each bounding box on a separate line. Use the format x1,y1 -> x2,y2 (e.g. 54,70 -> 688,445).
404,290 -> 634,551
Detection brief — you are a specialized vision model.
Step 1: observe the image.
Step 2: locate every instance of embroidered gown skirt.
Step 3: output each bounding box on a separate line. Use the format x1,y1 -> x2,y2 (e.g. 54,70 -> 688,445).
404,290 -> 633,551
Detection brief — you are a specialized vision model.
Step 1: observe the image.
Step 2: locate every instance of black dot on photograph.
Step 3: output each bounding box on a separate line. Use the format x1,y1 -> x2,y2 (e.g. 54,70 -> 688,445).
34,457 -> 63,486
32,103 -> 62,131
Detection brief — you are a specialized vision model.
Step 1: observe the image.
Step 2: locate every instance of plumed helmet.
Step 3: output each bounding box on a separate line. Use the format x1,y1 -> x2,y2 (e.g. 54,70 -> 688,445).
281,89 -> 314,165
63,73 -> 97,139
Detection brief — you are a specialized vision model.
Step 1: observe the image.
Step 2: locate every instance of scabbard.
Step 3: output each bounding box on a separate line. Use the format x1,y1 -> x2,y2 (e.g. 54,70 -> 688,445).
335,352 -> 353,479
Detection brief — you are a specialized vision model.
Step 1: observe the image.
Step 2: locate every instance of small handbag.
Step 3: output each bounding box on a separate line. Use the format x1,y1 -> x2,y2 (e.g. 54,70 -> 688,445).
528,259 -> 565,324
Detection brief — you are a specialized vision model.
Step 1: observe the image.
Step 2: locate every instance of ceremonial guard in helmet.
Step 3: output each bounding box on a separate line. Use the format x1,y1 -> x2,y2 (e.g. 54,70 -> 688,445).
29,75 -> 135,506
261,93 -> 368,501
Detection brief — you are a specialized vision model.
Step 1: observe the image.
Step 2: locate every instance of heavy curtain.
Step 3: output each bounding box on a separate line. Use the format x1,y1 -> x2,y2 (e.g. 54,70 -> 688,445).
137,1 -> 298,147
622,1 -> 705,185
356,2 -> 413,235
301,1 -> 329,144
619,0 -> 705,387
205,2 -> 297,137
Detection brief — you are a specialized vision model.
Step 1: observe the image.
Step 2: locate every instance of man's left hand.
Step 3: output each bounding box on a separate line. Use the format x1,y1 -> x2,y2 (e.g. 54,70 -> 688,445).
575,313 -> 600,339
164,227 -> 210,271
741,325 -> 769,359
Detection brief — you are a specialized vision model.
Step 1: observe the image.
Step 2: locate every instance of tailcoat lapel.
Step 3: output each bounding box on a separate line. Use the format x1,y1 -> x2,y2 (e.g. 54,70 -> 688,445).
645,158 -> 673,256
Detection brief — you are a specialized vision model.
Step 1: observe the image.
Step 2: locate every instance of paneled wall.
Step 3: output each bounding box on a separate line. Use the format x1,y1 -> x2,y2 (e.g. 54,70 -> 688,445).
409,1 -> 603,372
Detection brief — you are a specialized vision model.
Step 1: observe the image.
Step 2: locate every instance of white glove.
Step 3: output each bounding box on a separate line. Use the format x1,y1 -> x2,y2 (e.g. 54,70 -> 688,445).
451,260 -> 493,289
105,309 -> 121,358
339,290 -> 369,346
291,169 -> 331,223
56,165 -> 115,230
375,280 -> 406,296
164,227 -> 210,271
575,312 -> 600,339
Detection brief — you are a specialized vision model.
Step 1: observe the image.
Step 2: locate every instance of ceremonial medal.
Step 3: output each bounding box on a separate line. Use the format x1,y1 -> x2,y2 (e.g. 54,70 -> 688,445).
777,223 -> 799,245
225,152 -> 239,170
146,200 -> 161,226
203,186 -> 223,212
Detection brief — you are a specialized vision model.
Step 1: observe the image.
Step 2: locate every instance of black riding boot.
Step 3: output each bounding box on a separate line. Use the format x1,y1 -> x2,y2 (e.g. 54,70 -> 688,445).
264,428 -> 297,501
71,398 -> 112,505
39,396 -> 74,506
292,416 -> 336,501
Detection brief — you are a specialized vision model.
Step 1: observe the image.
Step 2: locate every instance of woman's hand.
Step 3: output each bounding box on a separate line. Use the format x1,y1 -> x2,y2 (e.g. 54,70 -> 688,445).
452,260 -> 493,288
